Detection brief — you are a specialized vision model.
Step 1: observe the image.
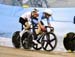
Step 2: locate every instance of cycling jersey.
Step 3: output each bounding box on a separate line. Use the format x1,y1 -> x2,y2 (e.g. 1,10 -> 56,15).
40,17 -> 50,26
20,11 -> 31,22
31,17 -> 38,27
19,11 -> 38,27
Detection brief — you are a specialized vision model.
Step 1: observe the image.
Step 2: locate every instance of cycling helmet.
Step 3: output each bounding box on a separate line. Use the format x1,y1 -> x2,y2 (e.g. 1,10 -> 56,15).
43,9 -> 53,16
31,8 -> 39,16
32,8 -> 39,12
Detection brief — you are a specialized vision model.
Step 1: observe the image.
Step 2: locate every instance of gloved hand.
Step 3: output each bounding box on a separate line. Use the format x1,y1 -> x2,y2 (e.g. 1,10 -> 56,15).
50,27 -> 54,32
41,26 -> 46,32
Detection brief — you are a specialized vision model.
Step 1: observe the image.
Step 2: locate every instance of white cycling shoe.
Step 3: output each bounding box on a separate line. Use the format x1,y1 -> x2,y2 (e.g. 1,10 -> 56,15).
33,40 -> 41,47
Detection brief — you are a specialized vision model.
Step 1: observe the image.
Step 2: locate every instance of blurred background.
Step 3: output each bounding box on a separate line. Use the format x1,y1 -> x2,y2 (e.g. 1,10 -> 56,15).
0,0 -> 49,8
0,0 -> 75,8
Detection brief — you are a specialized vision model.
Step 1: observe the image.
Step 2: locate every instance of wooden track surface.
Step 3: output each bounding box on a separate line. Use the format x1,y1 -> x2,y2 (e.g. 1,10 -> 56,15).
0,46 -> 75,57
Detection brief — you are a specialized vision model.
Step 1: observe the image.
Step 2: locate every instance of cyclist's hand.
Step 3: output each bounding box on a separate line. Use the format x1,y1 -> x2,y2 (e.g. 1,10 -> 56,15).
41,26 -> 46,32
46,26 -> 54,32
50,27 -> 54,32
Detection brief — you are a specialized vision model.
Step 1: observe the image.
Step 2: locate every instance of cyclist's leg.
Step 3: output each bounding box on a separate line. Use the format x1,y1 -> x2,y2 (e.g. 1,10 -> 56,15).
33,25 -> 42,45
24,22 -> 31,30
20,22 -> 30,37
35,24 -> 41,35
20,28 -> 25,38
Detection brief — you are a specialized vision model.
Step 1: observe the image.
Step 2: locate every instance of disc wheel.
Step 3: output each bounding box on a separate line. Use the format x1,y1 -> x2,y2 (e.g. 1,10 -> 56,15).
42,33 -> 57,51
63,32 -> 75,51
21,32 -> 33,49
12,31 -> 21,48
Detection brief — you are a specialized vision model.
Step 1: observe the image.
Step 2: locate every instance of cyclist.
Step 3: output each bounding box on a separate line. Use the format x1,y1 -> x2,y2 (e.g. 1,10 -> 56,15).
19,9 -> 41,44
38,9 -> 53,32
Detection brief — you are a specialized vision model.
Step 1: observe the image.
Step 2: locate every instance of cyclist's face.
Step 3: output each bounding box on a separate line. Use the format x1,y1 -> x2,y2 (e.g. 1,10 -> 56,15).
44,13 -> 51,18
33,12 -> 39,17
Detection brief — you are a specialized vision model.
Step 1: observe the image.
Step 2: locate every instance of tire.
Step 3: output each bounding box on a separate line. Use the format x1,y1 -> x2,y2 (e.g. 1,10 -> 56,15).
21,31 -> 33,49
42,33 -> 57,51
63,32 -> 75,51
12,31 -> 21,48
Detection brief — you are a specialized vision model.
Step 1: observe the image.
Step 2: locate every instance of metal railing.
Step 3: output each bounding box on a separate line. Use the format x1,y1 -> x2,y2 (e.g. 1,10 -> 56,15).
0,0 -> 49,7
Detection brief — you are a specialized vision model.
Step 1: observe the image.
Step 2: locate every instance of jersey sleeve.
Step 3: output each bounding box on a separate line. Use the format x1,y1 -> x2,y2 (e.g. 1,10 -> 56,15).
47,18 -> 50,24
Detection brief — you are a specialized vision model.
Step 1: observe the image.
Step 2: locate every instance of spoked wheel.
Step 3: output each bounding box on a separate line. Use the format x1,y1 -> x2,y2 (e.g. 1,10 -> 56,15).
33,34 -> 42,50
12,31 -> 21,48
42,33 -> 57,51
21,32 -> 33,49
63,32 -> 75,52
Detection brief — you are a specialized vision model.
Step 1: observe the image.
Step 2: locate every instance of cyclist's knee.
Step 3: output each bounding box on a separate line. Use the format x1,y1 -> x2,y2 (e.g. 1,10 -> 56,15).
24,22 -> 31,30
35,28 -> 42,35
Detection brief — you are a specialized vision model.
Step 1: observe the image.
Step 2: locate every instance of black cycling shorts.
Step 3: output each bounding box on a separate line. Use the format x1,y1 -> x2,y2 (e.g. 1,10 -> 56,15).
19,17 -> 28,25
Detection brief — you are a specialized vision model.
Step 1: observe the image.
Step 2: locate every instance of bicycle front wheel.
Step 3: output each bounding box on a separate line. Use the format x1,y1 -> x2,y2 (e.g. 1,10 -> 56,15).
21,32 -> 33,49
42,33 -> 57,51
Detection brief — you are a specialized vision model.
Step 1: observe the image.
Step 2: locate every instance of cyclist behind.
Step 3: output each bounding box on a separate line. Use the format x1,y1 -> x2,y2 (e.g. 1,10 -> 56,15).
38,9 -> 53,32
19,9 -> 41,44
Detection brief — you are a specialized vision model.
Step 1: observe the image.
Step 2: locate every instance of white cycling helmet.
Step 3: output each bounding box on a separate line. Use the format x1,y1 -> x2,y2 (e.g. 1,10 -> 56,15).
43,9 -> 53,16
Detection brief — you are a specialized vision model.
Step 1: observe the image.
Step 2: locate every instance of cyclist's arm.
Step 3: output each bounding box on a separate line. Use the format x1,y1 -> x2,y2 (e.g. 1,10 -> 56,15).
47,18 -> 52,27
38,21 -> 43,27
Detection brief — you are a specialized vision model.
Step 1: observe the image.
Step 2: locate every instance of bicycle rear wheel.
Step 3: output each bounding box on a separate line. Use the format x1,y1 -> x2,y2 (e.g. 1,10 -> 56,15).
12,31 -> 21,48
42,33 -> 57,51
